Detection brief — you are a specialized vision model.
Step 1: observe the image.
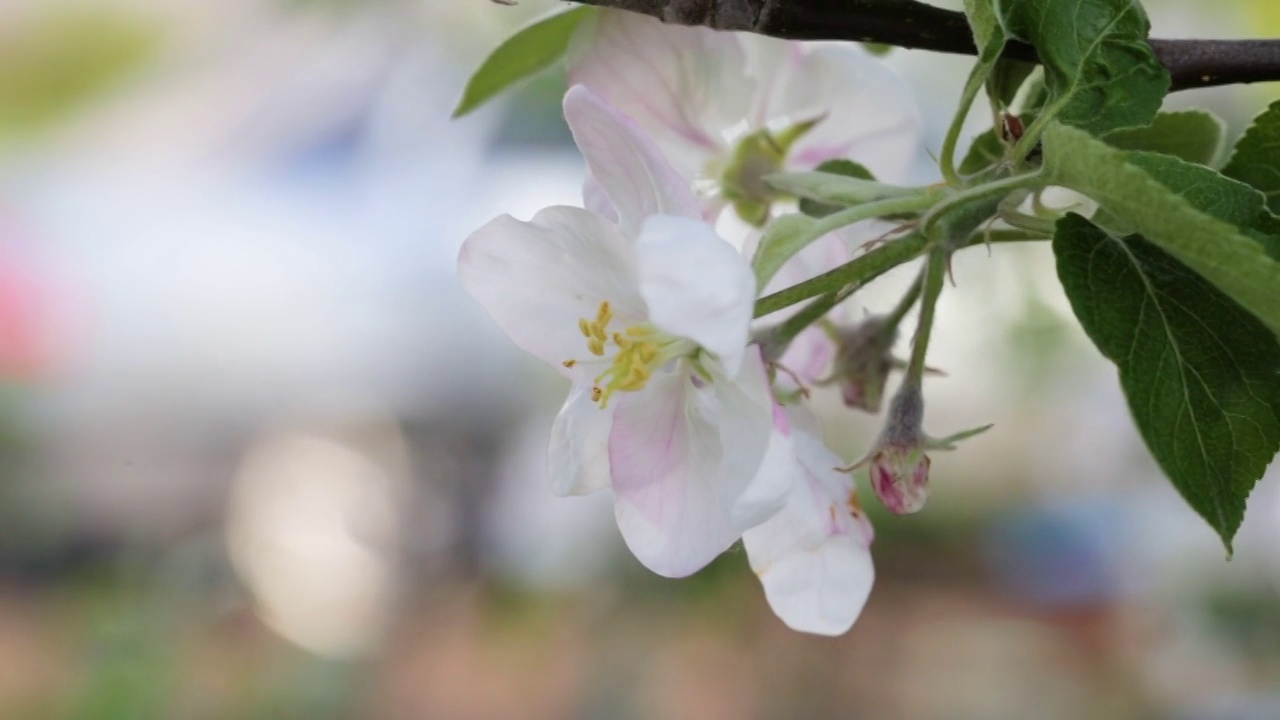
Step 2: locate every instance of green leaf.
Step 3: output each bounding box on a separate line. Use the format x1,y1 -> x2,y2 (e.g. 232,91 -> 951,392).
964,0 -> 1005,62
783,159 -> 876,217
1041,122 -> 1280,335
1105,111 -> 1225,166
1223,100 -> 1280,213
959,129 -> 1006,176
1053,214 -> 1280,551
999,0 -> 1170,134
0,6 -> 161,141
963,0 -> 1034,110
1123,151 -> 1280,255
987,59 -> 1037,110
452,7 -> 592,118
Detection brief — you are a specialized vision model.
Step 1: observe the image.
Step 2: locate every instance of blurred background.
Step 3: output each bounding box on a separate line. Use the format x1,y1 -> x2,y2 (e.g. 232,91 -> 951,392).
1,0 -> 1279,718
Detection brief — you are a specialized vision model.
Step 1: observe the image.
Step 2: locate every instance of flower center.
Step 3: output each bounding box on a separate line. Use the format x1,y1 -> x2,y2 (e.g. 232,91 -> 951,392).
718,116 -> 823,226
564,301 -> 694,408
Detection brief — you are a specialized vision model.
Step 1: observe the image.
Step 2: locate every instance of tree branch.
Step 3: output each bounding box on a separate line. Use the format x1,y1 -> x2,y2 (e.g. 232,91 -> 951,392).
573,0 -> 1280,92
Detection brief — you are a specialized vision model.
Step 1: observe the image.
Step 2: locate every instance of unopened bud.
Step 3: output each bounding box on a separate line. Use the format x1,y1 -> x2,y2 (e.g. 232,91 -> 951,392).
866,382 -> 930,513
843,382 -> 991,515
821,316 -> 898,413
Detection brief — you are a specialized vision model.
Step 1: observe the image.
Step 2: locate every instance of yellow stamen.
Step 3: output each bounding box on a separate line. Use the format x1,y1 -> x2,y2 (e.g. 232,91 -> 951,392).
562,359 -> 576,368
571,299 -> 688,408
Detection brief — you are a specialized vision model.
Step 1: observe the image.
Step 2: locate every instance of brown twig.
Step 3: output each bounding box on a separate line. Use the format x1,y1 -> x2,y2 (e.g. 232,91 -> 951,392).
572,0 -> 1280,91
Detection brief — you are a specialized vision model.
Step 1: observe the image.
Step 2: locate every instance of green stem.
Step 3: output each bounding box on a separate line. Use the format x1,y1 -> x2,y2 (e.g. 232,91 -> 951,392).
906,249 -> 949,383
755,232 -> 928,318
753,192 -> 942,289
941,59 -> 995,187
1000,208 -> 1057,235
974,228 -> 1053,244
762,262 -> 925,360
752,223 -> 1050,319
883,274 -> 923,329
919,171 -> 1043,241
1009,94 -> 1068,164
768,292 -> 843,349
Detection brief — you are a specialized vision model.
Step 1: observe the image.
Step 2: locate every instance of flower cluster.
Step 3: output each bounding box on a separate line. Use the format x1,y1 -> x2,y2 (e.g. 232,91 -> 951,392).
459,11 -> 920,635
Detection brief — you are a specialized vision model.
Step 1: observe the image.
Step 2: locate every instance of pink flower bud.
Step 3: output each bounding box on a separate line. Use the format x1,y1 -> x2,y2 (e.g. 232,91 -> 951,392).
868,443 -> 931,514
825,316 -> 898,413
847,382 -> 991,515
865,383 -> 930,514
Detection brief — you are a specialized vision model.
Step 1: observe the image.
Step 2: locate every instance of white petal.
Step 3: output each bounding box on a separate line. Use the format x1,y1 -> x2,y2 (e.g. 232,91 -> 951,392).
713,349 -> 792,529
763,44 -> 922,184
583,172 -> 618,224
740,35 -> 804,130
457,205 -> 645,375
609,362 -> 738,577
635,215 -> 756,374
566,10 -> 746,180
563,85 -> 702,237
548,382 -> 613,496
742,424 -> 874,636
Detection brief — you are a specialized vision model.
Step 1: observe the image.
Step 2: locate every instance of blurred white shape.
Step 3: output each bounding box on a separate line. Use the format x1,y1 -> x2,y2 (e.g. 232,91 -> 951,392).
226,428 -> 406,658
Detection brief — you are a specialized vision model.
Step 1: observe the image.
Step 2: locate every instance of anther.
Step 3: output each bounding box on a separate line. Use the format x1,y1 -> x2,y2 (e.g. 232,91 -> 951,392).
562,359 -> 577,368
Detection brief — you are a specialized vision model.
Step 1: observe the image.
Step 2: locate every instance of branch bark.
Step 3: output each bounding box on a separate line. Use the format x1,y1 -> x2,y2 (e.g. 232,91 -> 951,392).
572,0 -> 1280,92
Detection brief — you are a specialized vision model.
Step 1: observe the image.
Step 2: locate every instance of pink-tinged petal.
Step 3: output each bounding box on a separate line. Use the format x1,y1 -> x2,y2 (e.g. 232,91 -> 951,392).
634,215 -> 755,373
767,45 -> 921,184
609,361 -> 738,577
870,449 -> 930,514
548,382 -> 612,496
0,244 -> 60,380
778,326 -> 836,391
567,10 -> 746,180
742,425 -> 874,636
740,35 -> 805,130
583,173 -> 618,224
712,348 -> 788,528
563,86 -> 701,237
458,205 -> 645,376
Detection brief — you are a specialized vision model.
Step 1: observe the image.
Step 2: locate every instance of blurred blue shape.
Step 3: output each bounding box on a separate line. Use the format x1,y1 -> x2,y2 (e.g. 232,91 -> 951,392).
984,497 -> 1128,608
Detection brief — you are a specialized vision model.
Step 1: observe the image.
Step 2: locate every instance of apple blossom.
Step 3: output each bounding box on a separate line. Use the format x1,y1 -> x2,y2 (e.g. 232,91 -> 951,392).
567,9 -> 921,223
743,404 -> 875,636
459,85 -> 794,577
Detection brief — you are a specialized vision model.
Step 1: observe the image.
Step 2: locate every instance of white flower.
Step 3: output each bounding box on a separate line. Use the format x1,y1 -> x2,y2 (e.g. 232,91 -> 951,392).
458,85 -> 794,577
743,404 -> 876,635
568,10 -> 921,220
